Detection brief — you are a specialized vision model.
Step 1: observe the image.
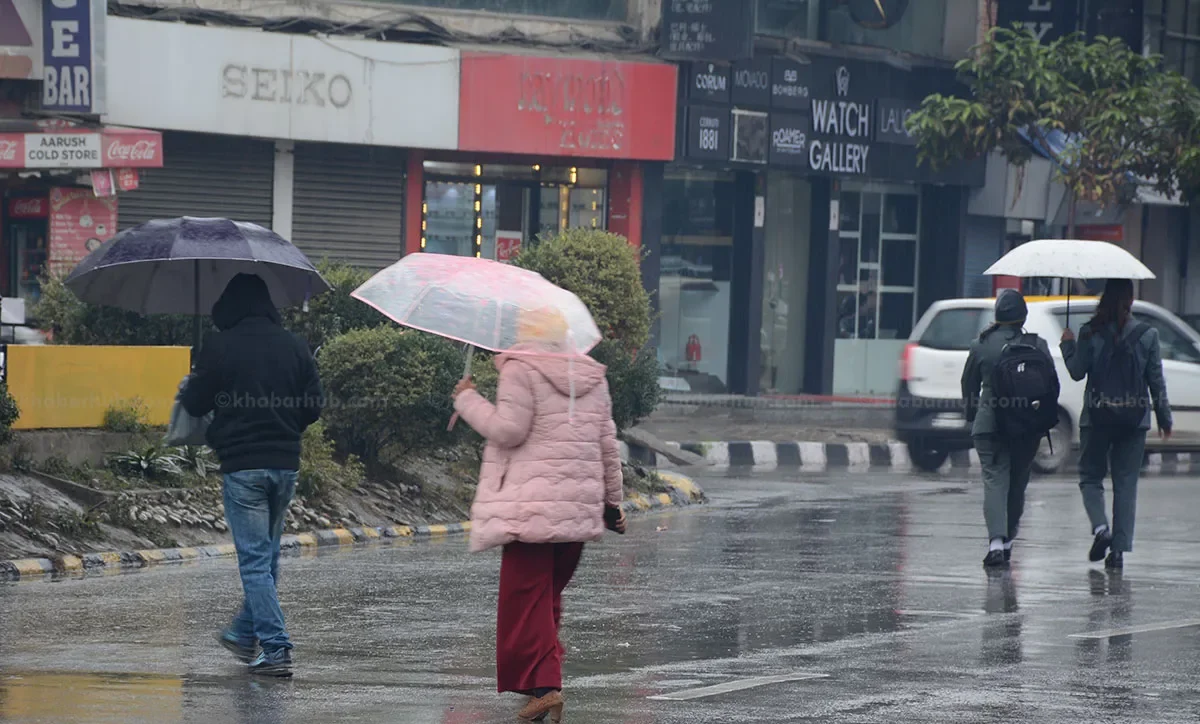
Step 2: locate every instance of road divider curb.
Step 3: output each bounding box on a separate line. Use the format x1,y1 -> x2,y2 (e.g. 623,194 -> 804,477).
640,441 -> 1199,477
0,474 -> 704,583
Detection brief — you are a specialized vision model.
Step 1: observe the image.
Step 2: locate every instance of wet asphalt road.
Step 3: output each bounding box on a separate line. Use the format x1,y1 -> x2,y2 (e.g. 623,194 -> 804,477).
3,471 -> 1200,723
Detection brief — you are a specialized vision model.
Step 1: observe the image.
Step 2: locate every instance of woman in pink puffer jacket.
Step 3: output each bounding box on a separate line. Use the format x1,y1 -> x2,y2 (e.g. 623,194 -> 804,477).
452,309 -> 624,723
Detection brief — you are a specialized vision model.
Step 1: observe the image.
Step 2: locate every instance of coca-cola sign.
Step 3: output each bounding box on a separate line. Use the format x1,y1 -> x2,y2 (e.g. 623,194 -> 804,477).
7,196 -> 49,219
105,138 -> 159,164
0,138 -> 18,163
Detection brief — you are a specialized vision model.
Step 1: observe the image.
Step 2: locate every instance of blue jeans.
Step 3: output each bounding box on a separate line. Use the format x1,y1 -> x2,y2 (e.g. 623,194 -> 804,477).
224,469 -> 297,652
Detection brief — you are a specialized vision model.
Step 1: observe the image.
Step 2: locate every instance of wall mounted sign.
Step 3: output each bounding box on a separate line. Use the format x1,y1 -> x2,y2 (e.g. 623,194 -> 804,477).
105,17 -> 460,149
0,125 -> 162,169
660,0 -> 754,61
997,0 -> 1080,43
42,0 -> 105,114
731,56 -> 771,108
732,109 -> 768,164
769,112 -> 810,167
687,62 -> 731,103
770,57 -> 811,111
459,52 -> 678,161
684,105 -> 730,161
876,98 -> 917,145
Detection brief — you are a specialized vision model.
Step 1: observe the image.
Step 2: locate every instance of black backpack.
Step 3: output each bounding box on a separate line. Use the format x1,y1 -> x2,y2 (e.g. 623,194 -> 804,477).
992,333 -> 1061,441
1088,322 -> 1151,428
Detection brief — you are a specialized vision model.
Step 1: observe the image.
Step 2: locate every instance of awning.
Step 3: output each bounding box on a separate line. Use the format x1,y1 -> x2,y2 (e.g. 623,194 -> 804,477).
1019,126 -> 1183,207
0,118 -> 162,170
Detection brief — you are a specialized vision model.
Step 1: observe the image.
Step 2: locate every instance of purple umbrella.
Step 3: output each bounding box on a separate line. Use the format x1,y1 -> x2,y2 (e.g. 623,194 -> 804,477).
64,217 -> 330,348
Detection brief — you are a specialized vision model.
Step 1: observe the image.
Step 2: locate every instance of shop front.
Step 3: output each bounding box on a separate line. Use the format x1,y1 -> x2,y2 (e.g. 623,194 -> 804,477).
0,120 -> 163,302
411,51 -> 677,260
662,52 -> 983,396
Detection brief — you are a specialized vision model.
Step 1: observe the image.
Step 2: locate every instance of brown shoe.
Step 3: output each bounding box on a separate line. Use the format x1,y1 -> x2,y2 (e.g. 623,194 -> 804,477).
518,690 -> 564,722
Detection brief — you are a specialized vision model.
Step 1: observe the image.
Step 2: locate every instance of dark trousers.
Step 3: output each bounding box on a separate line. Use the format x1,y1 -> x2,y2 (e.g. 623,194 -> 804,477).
496,542 -> 584,694
975,435 -> 1040,542
1079,425 -> 1147,553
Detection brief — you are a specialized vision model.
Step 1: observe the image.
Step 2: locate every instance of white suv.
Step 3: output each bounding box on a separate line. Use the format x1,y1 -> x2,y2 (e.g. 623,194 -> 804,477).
895,297 -> 1200,473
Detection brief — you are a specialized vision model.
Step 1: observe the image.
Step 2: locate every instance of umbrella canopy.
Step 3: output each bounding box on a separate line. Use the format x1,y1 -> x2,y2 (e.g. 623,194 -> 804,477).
983,239 -> 1156,280
351,253 -> 602,354
64,217 -> 330,315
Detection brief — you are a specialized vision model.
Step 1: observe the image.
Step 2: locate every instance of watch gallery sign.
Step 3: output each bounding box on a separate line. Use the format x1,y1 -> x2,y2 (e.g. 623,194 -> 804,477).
42,0 -> 106,114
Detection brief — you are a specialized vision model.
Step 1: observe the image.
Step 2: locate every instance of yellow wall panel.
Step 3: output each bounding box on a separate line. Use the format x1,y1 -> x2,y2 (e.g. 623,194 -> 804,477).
8,346 -> 189,429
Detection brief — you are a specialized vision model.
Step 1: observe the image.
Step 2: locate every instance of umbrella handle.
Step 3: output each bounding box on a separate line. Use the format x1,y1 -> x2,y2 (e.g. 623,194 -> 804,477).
448,345 -> 475,431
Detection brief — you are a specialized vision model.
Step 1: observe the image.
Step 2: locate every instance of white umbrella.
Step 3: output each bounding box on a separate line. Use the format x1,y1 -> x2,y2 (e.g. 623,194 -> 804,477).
983,239 -> 1155,280
983,239 -> 1155,327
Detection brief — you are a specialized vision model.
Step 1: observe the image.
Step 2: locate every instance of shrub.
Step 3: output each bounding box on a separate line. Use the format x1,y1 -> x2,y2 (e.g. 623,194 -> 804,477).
0,381 -> 19,445
298,421 -> 365,500
175,446 -> 219,478
34,273 -> 201,346
318,326 -> 466,464
109,446 -> 184,480
515,228 -> 652,350
514,228 -> 662,430
283,260 -> 388,351
103,398 -> 148,433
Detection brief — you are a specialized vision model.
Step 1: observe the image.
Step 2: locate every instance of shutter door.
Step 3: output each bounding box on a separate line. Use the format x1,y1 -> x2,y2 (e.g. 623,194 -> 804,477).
118,132 -> 274,230
291,143 -> 405,269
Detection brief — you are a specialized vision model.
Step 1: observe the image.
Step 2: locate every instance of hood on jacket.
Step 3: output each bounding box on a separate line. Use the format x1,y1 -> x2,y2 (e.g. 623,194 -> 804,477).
497,344 -> 607,398
212,273 -> 281,331
994,288 -> 1028,324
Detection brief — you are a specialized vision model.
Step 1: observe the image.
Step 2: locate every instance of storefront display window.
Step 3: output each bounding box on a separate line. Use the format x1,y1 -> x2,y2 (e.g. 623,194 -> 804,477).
825,0 -> 948,58
759,173 -> 812,395
660,169 -> 736,392
756,0 -> 818,38
423,162 -> 606,260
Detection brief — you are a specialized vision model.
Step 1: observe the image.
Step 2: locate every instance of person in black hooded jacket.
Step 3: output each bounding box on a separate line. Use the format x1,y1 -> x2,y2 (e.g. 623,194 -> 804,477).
181,273 -> 322,677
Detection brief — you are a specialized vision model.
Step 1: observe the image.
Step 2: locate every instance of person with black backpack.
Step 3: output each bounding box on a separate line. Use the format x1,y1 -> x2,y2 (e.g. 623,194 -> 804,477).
1061,279 -> 1171,570
963,290 -> 1061,569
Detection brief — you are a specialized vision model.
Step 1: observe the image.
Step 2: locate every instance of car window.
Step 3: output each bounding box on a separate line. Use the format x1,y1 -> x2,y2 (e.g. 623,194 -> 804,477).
918,308 -> 992,351
1132,313 -> 1200,365
1050,308 -> 1097,338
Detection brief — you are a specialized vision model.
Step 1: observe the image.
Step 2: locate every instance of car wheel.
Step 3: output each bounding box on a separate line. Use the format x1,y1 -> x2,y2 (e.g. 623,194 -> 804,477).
1033,411 -> 1072,474
908,443 -> 950,472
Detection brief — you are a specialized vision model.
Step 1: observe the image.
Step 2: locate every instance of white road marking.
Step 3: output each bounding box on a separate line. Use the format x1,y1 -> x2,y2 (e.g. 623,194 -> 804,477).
648,673 -> 830,701
895,609 -> 979,619
1068,619 -> 1200,639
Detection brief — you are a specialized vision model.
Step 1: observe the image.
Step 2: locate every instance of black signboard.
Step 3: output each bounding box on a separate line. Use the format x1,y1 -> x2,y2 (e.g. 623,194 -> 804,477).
770,57 -> 812,111
731,57 -> 771,108
996,0 -> 1079,43
687,62 -> 732,103
769,113 -> 811,167
876,99 -> 917,145
732,110 -> 769,164
661,0 -> 754,62
684,105 -> 731,160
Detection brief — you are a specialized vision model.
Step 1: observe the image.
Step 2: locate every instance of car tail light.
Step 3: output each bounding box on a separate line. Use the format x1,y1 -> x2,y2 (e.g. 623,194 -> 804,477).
899,343 -> 918,381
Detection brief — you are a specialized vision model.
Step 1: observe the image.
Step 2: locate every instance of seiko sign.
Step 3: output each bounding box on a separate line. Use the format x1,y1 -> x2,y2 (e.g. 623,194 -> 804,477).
103,17 -> 461,149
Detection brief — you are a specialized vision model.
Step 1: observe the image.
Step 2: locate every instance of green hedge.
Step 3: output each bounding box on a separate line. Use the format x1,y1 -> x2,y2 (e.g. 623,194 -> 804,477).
515,228 -> 662,430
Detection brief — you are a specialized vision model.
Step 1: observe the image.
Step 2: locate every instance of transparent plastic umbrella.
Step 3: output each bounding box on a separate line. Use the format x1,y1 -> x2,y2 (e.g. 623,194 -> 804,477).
351,253 -> 601,354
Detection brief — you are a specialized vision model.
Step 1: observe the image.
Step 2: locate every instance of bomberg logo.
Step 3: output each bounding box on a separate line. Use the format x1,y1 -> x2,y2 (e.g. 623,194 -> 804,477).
836,66 -> 850,97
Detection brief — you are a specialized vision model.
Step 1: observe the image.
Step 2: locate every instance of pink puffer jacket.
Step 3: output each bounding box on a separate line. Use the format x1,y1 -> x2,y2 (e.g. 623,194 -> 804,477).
453,347 -> 623,552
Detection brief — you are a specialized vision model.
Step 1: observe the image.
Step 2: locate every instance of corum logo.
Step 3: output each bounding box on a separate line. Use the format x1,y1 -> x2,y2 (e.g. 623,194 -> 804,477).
0,0 -> 33,47
836,66 -> 851,97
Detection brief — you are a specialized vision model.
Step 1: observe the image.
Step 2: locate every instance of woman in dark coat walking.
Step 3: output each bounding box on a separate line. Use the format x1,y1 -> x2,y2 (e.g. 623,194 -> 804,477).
1061,279 -> 1172,569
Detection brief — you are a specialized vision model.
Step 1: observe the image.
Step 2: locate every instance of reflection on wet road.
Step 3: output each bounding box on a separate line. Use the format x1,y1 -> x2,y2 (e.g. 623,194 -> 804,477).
3,472 -> 1200,722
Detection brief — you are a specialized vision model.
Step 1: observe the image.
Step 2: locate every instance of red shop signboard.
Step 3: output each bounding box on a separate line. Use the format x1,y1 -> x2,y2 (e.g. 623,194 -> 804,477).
458,52 -> 678,161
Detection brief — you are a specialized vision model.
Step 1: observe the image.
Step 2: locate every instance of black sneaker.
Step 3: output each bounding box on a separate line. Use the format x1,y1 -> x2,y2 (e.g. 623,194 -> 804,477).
1089,530 -> 1112,562
983,550 -> 1009,569
1105,551 -> 1123,570
249,648 -> 293,678
1003,539 -> 1013,562
216,632 -> 256,664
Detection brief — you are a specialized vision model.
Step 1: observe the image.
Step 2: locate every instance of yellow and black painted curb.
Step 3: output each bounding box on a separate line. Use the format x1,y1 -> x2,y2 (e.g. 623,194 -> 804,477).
0,474 -> 704,583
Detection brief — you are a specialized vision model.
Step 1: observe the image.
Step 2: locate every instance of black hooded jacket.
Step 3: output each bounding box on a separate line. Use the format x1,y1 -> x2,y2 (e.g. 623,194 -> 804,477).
180,274 -> 322,473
